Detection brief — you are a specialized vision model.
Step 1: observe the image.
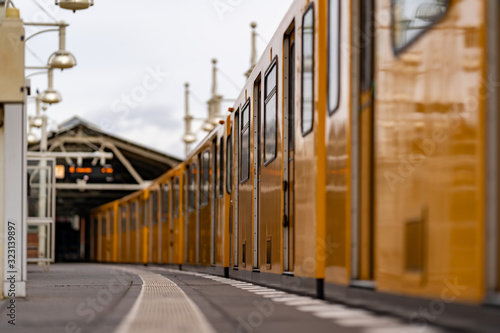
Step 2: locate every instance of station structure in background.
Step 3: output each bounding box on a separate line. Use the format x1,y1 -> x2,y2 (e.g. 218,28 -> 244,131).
0,0 -> 94,298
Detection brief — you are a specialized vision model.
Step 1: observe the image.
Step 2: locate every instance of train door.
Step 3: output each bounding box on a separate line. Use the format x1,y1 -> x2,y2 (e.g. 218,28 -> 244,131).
130,201 -> 138,263
350,0 -> 375,286
283,26 -> 295,273
253,77 -> 262,270
212,138 -> 217,265
234,110 -> 240,268
227,127 -> 234,267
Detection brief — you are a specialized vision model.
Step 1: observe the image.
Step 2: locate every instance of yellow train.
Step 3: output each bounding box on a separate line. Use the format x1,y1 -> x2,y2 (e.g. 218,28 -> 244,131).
91,0 -> 500,329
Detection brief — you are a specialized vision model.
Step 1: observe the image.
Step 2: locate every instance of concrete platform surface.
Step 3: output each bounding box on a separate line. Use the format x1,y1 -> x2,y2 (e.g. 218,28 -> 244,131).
0,264 -> 462,333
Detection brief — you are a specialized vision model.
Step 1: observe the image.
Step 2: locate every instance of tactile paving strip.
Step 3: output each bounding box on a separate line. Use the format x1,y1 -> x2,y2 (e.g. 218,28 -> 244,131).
114,267 -> 216,333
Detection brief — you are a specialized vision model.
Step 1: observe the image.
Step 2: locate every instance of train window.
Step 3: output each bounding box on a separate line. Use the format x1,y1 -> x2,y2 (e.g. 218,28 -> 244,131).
328,0 -> 340,115
226,133 -> 233,194
189,162 -> 197,211
121,206 -> 127,233
139,200 -> 146,227
392,0 -> 449,54
162,184 -> 169,222
110,210 -> 114,234
264,61 -> 277,164
302,5 -> 314,136
174,177 -> 180,218
361,0 -> 374,92
152,191 -> 158,226
219,137 -> 224,198
200,149 -> 210,206
131,202 -> 136,231
102,215 -> 107,235
241,101 -> 250,183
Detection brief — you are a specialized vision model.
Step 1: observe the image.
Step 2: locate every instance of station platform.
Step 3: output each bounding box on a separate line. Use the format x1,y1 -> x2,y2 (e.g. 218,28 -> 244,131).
0,264 -> 461,333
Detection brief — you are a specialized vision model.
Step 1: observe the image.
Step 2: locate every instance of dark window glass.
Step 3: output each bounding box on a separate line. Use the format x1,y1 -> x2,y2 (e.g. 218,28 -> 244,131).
189,162 -> 197,211
219,137 -> 224,197
200,150 -> 210,206
392,0 -> 449,53
226,134 -> 233,194
361,0 -> 374,92
289,42 -> 295,151
241,102 -> 250,182
152,191 -> 158,225
131,202 -> 136,231
110,210 -> 114,234
328,0 -> 340,114
162,185 -> 169,223
264,62 -> 277,164
302,7 -> 314,135
174,177 -> 180,218
121,206 -> 127,233
102,215 -> 107,235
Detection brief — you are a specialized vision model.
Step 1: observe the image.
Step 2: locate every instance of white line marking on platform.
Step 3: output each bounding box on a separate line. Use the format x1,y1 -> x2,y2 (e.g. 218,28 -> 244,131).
114,267 -> 216,333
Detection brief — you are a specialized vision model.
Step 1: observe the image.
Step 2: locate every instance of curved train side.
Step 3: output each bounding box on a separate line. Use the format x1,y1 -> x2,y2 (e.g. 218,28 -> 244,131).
90,0 -> 500,329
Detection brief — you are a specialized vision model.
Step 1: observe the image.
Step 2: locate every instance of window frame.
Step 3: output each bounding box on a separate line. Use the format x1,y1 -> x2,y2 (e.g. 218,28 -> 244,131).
264,57 -> 278,166
240,99 -> 251,184
390,0 -> 450,56
226,133 -> 233,194
301,4 -> 315,136
328,0 -> 341,116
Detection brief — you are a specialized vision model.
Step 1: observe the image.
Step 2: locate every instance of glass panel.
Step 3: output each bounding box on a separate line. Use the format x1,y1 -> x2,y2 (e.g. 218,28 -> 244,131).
264,94 -> 277,163
110,210 -> 114,234
152,191 -> 158,225
189,163 -> 197,211
102,215 -> 107,235
328,0 -> 340,114
220,137 -> 224,197
163,185 -> 170,222
174,177 -> 180,218
392,0 -> 449,52
27,159 -> 54,219
201,150 -> 210,206
226,134 -> 233,194
242,104 -> 250,128
121,206 -> 127,233
241,128 -> 250,181
266,65 -> 277,97
27,223 -> 52,260
131,202 -> 136,231
302,7 -> 314,135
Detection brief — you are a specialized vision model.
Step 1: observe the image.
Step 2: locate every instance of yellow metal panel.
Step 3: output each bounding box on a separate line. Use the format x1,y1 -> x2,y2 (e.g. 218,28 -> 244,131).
324,0 -> 351,285
375,0 -> 485,303
0,17 -> 24,103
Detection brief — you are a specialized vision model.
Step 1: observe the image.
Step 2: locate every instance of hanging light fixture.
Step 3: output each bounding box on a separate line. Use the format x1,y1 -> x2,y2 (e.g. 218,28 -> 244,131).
55,0 -> 94,13
40,69 -> 62,104
48,22 -> 77,69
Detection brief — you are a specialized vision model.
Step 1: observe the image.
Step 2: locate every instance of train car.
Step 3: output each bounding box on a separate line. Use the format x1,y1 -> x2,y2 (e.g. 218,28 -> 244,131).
183,125 -> 229,275
89,0 -> 500,330
155,163 -> 186,266
91,201 -> 118,263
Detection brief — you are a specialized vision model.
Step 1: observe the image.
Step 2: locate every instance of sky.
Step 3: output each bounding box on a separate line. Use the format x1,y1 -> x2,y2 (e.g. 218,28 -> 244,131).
21,0 -> 294,159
